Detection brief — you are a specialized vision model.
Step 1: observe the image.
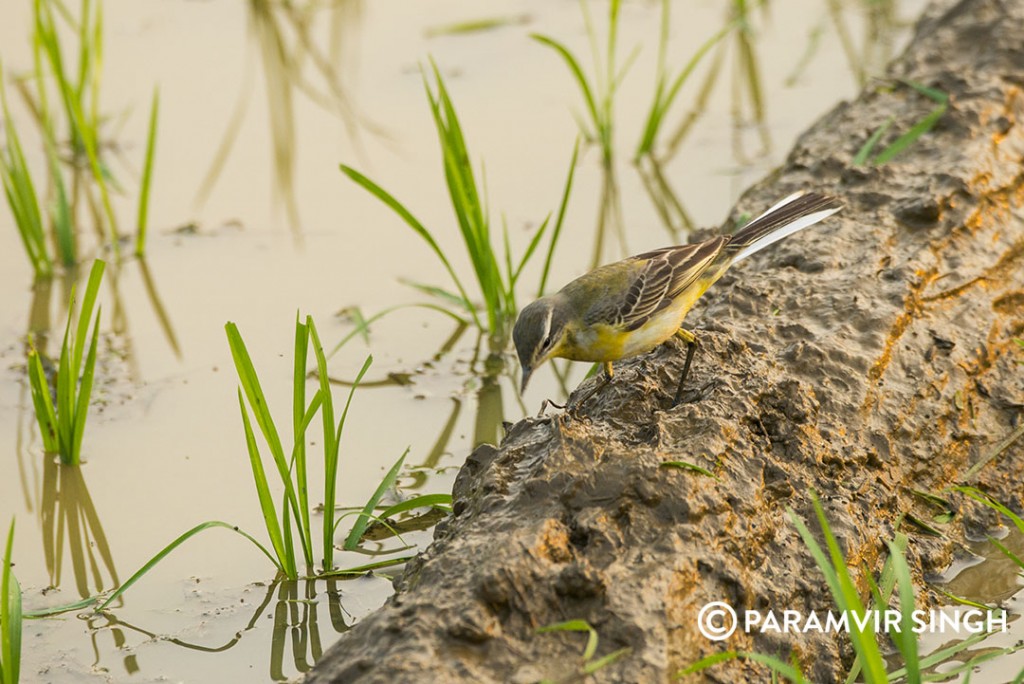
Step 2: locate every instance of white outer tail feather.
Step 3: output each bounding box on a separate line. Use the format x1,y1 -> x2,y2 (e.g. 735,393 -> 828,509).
731,195 -> 842,265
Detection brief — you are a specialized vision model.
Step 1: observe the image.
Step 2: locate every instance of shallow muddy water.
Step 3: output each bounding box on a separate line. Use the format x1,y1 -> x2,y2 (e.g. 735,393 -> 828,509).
1,0 -> 1021,681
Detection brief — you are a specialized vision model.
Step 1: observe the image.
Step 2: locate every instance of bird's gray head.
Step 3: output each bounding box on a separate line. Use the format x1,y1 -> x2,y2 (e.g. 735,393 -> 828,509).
513,297 -> 568,393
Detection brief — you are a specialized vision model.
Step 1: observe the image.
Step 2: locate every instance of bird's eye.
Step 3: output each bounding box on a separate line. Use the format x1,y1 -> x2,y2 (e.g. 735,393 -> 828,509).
542,334 -> 555,350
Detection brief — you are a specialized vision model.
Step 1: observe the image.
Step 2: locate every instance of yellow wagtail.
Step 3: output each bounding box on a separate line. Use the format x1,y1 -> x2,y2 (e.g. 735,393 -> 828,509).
513,191 -> 843,406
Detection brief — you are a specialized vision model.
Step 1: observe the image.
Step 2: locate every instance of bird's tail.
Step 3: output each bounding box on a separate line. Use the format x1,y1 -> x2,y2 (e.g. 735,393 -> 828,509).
724,192 -> 843,264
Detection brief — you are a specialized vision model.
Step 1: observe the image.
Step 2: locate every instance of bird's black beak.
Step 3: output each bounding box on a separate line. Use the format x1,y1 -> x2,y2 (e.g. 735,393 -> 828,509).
520,366 -> 534,394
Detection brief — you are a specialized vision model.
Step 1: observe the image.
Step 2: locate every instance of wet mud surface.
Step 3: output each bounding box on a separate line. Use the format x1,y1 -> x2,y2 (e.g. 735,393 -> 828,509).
304,0 -> 1024,681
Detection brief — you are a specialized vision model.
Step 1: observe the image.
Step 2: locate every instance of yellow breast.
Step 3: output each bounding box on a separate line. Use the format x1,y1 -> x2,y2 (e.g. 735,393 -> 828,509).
555,279 -> 711,363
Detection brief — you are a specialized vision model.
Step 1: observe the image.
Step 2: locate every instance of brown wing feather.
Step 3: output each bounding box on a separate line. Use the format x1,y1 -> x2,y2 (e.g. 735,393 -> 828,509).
618,236 -> 727,331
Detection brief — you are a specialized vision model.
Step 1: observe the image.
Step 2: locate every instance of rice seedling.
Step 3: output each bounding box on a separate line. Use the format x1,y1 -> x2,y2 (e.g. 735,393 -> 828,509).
26,258 -> 105,465
532,0 -> 632,167
1,520 -> 21,684
655,0 -> 770,163
1,63 -> 53,279
32,0 -> 120,253
3,0 -> 162,272
854,81 -> 948,166
88,316 -> 436,610
681,493 -> 1021,682
633,0 -> 739,161
536,619 -> 631,682
227,314 -> 443,577
340,66 -> 577,353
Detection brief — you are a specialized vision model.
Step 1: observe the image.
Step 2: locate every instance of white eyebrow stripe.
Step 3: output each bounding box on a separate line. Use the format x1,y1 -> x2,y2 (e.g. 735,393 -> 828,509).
541,307 -> 553,347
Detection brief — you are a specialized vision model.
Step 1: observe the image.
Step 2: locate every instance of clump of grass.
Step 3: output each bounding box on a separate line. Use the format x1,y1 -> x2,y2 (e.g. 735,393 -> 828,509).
32,0 -> 120,253
340,65 -> 577,353
27,258 -> 105,465
1,62 -> 53,278
532,0 -> 632,167
854,81 -> 948,166
89,315 -> 446,609
681,493 -> 1020,682
2,0 -> 163,272
226,315 -> 373,577
536,619 -> 631,682
1,520 -> 21,684
227,314 -> 445,577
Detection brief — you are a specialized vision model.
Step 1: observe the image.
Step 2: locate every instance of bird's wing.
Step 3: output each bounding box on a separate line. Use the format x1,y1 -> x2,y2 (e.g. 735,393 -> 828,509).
587,237 -> 727,331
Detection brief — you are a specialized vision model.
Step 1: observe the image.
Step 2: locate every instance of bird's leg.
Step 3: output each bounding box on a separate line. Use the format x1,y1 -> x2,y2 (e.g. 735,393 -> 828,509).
672,328 -> 698,406
566,361 -> 614,416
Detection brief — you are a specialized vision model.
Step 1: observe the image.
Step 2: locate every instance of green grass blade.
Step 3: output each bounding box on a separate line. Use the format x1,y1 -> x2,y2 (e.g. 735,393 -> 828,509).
886,540 -> 919,684
1,519 -> 22,684
308,318 -> 337,568
679,650 -> 805,681
538,139 -> 579,297
238,389 -> 292,578
536,619 -> 599,661
886,630 -> 990,678
428,66 -> 488,254
531,34 -> 600,136
330,508 -> 410,548
0,62 -> 52,277
582,647 -> 630,675
988,536 -> 1024,570
135,86 -> 160,257
953,486 -> 1024,534
659,461 -> 717,478
853,117 -> 894,166
872,104 -> 946,165
73,260 -> 106,374
900,79 -> 948,105
23,595 -> 98,618
316,555 -> 416,578
399,280 -> 473,312
44,135 -> 75,267
635,18 -> 736,158
76,0 -> 94,99
27,346 -> 59,452
339,164 -> 480,329
70,312 -> 101,463
511,215 -> 550,289
789,497 -> 888,683
292,315 -> 313,569
343,448 -> 409,551
55,63 -> 120,255
377,493 -> 453,519
97,520 -> 283,611
424,66 -> 503,334
55,308 -> 75,462
225,323 -> 288,465
809,497 -> 888,683
327,303 -> 467,358
678,650 -> 741,675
